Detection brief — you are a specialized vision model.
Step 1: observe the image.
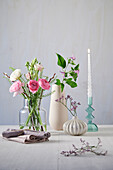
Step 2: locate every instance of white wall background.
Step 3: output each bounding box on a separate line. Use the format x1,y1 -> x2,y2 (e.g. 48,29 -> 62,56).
0,0 -> 113,125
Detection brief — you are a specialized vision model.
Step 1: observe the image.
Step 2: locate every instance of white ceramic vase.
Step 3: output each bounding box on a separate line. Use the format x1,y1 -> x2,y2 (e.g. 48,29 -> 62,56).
49,84 -> 68,130
63,116 -> 87,135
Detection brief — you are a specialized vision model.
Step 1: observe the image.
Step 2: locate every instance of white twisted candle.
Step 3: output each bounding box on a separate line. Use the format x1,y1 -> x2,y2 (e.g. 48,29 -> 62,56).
88,49 -> 92,98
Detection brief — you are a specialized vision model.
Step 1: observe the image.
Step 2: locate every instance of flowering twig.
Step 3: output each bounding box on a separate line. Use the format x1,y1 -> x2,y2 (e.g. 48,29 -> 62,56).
55,54 -> 79,92
48,73 -> 56,83
55,95 -> 80,117
61,138 -> 107,157
3,72 -> 10,78
57,99 -> 74,117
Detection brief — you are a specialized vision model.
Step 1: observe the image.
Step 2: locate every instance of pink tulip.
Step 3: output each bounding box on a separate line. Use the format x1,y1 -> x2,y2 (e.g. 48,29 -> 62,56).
38,79 -> 50,90
9,80 -> 24,97
28,80 -> 39,94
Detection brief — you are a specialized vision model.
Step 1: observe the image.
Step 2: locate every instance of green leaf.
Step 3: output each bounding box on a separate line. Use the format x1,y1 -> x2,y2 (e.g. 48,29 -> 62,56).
61,83 -> 64,92
74,64 -> 79,70
55,79 -> 61,85
56,53 -> 66,69
66,80 -> 77,88
70,72 -> 77,81
68,58 -> 71,64
70,61 -> 76,65
64,78 -> 72,81
71,67 -> 74,71
65,73 -> 68,77
25,61 -> 30,67
9,67 -> 15,71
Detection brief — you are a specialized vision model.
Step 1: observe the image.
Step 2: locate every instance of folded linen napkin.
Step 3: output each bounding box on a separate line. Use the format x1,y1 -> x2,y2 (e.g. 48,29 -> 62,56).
2,129 -> 51,144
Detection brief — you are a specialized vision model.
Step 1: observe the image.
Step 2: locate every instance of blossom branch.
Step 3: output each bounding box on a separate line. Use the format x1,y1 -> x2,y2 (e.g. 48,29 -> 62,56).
48,73 -> 56,83
58,100 -> 74,116
3,72 -> 10,78
61,138 -> 107,157
55,95 -> 80,117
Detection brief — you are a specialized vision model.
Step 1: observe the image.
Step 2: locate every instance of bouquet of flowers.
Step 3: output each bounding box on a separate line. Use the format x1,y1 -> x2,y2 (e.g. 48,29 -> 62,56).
3,58 -> 56,131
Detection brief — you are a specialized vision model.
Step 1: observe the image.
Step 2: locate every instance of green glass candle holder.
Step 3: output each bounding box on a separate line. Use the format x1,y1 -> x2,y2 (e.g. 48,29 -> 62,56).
86,97 -> 98,132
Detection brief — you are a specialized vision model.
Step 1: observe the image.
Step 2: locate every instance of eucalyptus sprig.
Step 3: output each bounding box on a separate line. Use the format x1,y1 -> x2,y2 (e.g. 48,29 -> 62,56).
55,53 -> 79,92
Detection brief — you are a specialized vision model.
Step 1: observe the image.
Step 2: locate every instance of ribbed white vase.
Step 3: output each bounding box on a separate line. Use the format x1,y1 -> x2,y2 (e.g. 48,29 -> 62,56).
63,116 -> 87,135
49,84 -> 68,130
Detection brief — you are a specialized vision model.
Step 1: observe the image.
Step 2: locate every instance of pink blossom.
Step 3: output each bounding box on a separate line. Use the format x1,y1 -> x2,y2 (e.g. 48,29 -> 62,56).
70,56 -> 76,60
9,80 -> 24,97
60,71 -> 65,78
34,64 -> 44,71
38,79 -> 50,90
74,70 -> 79,76
26,72 -> 31,80
28,80 -> 39,94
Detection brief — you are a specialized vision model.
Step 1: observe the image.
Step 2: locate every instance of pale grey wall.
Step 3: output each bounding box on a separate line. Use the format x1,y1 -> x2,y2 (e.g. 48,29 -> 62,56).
0,0 -> 113,125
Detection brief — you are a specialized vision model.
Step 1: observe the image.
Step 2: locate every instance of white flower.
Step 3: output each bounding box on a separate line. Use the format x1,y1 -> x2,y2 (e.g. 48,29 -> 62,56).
10,69 -> 21,81
34,64 -> 44,71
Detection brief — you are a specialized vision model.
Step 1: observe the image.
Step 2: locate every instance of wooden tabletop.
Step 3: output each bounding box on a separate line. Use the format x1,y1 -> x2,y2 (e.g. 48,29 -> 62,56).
0,125 -> 113,170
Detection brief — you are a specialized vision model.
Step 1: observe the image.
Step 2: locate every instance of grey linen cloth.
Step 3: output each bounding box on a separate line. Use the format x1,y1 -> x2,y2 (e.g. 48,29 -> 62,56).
2,129 -> 51,144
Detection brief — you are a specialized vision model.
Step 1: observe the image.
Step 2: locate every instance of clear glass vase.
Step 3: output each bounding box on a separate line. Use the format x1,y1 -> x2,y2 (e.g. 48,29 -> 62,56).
19,99 -> 47,131
40,106 -> 47,131
19,99 -> 29,127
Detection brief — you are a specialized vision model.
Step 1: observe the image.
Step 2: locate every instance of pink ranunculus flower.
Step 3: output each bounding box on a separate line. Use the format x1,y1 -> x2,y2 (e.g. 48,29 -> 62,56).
38,79 -> 50,90
10,69 -> 21,81
9,80 -> 24,97
28,80 -> 39,94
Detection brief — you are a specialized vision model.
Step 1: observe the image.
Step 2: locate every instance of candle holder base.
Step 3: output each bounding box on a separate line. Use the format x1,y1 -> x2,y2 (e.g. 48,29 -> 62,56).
87,123 -> 98,132
86,104 -> 98,132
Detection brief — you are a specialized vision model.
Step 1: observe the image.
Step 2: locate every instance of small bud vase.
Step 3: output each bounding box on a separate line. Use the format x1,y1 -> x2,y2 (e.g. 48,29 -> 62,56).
49,84 -> 68,130
63,116 -> 88,136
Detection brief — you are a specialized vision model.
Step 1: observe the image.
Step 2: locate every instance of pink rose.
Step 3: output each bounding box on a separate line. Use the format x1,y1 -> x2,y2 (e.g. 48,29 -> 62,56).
38,79 -> 50,90
9,80 -> 24,97
28,80 -> 39,94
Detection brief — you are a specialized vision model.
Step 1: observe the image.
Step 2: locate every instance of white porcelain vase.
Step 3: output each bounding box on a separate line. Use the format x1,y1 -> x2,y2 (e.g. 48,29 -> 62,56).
63,116 -> 87,135
49,84 -> 68,130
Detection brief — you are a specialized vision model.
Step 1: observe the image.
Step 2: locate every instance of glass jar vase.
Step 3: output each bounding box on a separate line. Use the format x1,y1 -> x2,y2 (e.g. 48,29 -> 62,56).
19,99 -> 29,127
19,99 -> 47,131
